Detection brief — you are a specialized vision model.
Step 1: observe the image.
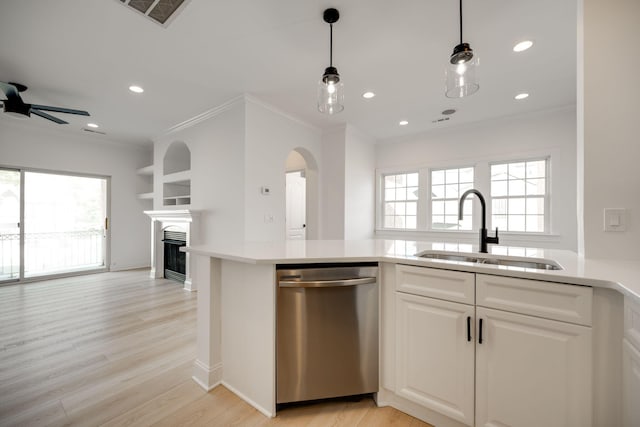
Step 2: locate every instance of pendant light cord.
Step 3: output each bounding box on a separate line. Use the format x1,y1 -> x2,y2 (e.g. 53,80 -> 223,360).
459,0 -> 463,44
329,23 -> 334,67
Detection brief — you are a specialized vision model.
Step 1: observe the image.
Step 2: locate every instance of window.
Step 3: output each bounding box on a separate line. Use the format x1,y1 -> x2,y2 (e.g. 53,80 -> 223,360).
378,157 -> 551,235
383,172 -> 418,229
491,159 -> 547,232
431,167 -> 474,230
0,168 -> 108,283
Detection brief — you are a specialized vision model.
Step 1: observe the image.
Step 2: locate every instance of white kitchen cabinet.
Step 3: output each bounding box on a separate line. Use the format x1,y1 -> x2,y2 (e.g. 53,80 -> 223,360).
623,339 -> 640,427
396,264 -> 475,305
623,297 -> 640,427
475,306 -> 592,427
394,265 -> 593,427
395,291 -> 475,425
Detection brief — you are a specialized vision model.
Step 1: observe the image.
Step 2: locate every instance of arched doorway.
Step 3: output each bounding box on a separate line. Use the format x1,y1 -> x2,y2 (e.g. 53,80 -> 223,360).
285,148 -> 318,240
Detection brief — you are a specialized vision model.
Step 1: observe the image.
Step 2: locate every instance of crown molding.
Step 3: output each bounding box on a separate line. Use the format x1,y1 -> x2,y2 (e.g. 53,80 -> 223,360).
156,93 -> 322,141
157,95 -> 246,139
243,94 -> 322,135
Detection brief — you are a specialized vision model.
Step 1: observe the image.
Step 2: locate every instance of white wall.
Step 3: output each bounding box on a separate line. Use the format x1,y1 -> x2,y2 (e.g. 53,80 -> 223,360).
244,97 -> 323,241
321,127 -> 347,239
153,96 -> 323,244
375,107 -> 578,250
344,125 -> 376,239
153,101 -> 246,244
581,0 -> 640,260
0,119 -> 152,271
319,124 -> 376,240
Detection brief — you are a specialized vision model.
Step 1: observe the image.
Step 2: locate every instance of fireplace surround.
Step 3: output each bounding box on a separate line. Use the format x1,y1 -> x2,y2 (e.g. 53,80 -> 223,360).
144,210 -> 199,291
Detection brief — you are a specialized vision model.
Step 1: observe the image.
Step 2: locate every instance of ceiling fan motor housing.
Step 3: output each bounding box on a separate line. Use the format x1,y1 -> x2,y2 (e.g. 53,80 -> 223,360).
2,96 -> 31,117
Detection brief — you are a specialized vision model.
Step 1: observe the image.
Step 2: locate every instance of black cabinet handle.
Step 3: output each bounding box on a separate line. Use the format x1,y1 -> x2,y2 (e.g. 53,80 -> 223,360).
479,318 -> 484,344
467,316 -> 471,342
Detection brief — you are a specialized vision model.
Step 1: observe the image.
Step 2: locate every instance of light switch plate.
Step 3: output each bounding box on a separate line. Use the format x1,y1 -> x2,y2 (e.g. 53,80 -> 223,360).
604,208 -> 627,232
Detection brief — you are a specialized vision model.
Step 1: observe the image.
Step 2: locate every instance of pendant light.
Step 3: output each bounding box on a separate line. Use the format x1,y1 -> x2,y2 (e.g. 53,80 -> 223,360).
318,8 -> 344,114
445,0 -> 479,98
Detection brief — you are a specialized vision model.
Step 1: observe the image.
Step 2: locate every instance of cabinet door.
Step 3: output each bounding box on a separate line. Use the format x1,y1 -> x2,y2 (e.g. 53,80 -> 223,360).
396,292 -> 475,426
623,339 -> 640,427
475,307 -> 592,427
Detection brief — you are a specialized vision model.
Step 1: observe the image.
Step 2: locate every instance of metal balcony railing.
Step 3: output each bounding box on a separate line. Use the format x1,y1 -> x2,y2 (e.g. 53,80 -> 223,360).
0,229 -> 104,280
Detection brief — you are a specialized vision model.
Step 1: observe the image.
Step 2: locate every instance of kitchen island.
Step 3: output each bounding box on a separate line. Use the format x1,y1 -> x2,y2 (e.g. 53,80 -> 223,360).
183,239 -> 640,426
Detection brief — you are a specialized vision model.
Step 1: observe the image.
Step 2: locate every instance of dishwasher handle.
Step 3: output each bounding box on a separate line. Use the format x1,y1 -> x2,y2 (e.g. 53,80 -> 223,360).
279,276 -> 377,288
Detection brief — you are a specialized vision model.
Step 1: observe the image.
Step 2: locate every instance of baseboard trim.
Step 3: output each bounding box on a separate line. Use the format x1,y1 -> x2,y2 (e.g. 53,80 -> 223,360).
376,388 -> 466,427
192,359 -> 222,391
110,264 -> 150,272
222,380 -> 275,418
183,278 -> 196,292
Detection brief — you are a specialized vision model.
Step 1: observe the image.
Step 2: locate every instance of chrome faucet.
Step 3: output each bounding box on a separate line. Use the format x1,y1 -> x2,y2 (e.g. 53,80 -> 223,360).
458,189 -> 499,253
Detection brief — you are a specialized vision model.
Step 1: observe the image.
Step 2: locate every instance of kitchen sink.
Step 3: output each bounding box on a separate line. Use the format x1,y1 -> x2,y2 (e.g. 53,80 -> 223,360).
415,251 -> 563,271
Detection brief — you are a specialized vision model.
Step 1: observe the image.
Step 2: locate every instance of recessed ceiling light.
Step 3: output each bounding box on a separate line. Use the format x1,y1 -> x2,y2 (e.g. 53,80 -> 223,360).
87,123 -> 99,128
515,93 -> 529,100
362,91 -> 376,99
399,120 -> 409,126
129,85 -> 144,93
513,40 -> 533,52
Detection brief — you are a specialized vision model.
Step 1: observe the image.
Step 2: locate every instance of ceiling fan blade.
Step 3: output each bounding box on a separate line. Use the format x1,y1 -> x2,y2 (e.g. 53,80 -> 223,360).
30,104 -> 90,116
0,82 -> 19,98
31,109 -> 68,124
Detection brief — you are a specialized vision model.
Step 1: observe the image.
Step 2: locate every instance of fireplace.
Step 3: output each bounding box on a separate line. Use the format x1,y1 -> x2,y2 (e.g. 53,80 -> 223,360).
163,230 -> 186,282
144,210 -> 199,291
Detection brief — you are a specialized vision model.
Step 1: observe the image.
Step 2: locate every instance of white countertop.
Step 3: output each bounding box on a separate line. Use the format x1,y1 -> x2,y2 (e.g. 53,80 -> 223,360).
184,239 -> 640,301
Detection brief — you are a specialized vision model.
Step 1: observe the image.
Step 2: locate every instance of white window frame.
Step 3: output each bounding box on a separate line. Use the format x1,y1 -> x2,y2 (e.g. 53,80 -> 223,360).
489,157 -> 550,234
380,171 -> 420,230
376,156 -> 552,237
428,165 -> 475,231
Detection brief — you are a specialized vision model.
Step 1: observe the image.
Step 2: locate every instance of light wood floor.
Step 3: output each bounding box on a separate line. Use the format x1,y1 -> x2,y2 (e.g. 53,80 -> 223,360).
0,269 -> 432,427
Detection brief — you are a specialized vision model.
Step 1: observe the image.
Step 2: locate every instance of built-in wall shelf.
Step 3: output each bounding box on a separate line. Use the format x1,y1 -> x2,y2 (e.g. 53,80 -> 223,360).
136,165 -> 154,176
163,142 -> 191,207
163,170 -> 191,183
136,164 -> 154,202
163,196 -> 191,206
163,179 -> 191,207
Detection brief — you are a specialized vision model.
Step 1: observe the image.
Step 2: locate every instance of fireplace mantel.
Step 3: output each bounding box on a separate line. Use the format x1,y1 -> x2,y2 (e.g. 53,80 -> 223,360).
144,210 -> 200,291
144,210 -> 199,222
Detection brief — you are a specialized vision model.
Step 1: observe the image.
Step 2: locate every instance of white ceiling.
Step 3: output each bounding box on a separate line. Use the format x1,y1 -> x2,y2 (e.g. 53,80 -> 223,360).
0,0 -> 577,146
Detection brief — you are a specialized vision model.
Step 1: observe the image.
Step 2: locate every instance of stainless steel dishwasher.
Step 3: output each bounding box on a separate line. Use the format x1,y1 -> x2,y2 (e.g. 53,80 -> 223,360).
276,263 -> 379,404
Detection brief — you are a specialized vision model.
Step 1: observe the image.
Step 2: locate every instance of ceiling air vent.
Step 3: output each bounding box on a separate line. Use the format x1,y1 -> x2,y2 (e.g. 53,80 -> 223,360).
117,0 -> 190,26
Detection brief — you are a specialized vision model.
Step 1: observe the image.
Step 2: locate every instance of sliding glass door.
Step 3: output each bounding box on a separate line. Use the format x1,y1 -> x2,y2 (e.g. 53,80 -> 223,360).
0,168 -> 108,283
0,169 -> 21,281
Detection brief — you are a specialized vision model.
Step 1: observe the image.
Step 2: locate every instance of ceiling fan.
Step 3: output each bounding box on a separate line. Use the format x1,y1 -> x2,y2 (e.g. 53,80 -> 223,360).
0,81 -> 90,124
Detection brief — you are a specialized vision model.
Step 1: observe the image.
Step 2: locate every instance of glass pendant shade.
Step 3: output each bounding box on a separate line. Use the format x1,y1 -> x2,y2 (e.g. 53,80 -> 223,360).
318,8 -> 343,114
445,43 -> 479,98
318,66 -> 344,114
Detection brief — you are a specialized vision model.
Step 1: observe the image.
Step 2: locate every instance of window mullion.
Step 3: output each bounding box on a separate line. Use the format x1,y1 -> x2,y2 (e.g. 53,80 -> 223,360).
417,168 -> 429,231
